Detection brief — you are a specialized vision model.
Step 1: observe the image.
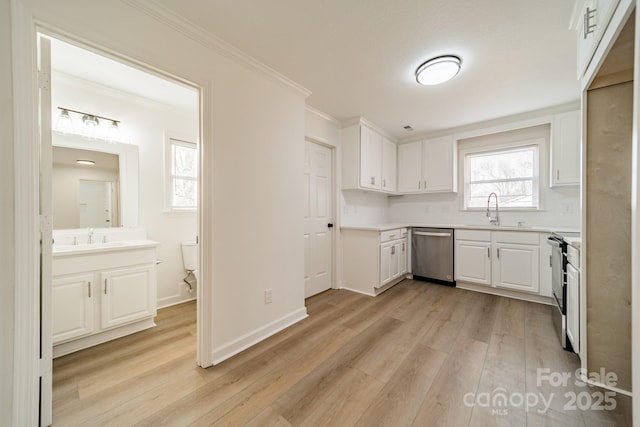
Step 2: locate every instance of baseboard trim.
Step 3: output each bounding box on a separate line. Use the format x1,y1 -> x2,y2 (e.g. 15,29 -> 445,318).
53,317 -> 156,358
157,294 -> 196,309
211,307 -> 308,364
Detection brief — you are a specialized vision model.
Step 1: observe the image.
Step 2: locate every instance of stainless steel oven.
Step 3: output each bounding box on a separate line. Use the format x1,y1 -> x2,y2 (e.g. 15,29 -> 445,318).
547,232 -> 580,351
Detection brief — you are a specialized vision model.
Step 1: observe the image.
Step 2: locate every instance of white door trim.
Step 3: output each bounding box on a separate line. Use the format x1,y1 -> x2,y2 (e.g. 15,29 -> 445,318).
11,1 -> 41,424
304,136 -> 338,292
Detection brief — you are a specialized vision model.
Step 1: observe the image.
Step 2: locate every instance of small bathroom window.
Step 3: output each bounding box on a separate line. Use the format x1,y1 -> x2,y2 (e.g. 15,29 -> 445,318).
165,134 -> 198,211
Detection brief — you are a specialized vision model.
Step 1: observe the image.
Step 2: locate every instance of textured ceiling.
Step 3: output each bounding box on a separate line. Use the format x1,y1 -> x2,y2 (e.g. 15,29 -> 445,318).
152,0 -> 581,138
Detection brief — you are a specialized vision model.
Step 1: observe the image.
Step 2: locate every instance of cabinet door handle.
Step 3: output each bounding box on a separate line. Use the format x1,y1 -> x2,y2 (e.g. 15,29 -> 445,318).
556,169 -> 560,180
370,177 -> 376,185
487,247 -> 490,258
418,181 -> 421,189
391,246 -> 395,255
424,180 -> 428,189
88,281 -> 91,298
104,279 -> 108,294
497,248 -> 500,259
382,179 -> 386,188
583,7 -> 597,39
549,255 -> 552,268
402,243 -> 405,252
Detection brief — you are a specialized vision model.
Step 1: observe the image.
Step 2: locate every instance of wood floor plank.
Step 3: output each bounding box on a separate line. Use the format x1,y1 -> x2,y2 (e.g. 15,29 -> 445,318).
411,334 -> 489,427
244,406 -> 294,427
354,344 -> 447,427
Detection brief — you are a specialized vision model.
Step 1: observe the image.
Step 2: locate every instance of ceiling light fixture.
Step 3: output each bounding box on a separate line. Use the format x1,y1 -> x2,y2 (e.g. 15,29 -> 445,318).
76,159 -> 96,166
415,55 -> 462,86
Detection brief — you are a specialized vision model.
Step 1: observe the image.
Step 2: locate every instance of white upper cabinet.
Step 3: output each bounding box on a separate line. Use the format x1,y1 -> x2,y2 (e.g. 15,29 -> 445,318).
551,110 -> 581,186
342,121 -> 397,193
381,137 -> 397,192
359,124 -> 383,190
397,141 -> 422,193
573,0 -> 624,81
397,136 -> 457,194
423,136 -> 457,192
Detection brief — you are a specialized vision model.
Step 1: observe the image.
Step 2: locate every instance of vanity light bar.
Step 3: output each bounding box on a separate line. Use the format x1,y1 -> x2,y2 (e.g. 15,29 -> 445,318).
57,107 -> 120,124
76,159 -> 96,165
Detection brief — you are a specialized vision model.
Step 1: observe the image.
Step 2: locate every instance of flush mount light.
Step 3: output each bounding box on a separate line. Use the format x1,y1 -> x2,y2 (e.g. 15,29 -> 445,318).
76,159 -> 96,166
415,55 -> 462,86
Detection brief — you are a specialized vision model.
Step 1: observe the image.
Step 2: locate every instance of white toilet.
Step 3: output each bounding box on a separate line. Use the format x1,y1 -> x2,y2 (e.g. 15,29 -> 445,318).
181,241 -> 198,291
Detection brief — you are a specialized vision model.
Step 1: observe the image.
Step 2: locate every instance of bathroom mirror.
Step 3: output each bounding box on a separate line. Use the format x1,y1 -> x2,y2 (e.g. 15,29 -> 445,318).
52,133 -> 139,229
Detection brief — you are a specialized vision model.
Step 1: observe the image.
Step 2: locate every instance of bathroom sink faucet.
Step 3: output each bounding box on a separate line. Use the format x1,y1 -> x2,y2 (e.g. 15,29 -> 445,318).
88,228 -> 94,244
486,192 -> 500,226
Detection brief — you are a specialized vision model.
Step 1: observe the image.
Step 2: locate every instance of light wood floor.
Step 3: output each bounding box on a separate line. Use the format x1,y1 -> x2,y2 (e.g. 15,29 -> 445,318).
52,280 -> 632,426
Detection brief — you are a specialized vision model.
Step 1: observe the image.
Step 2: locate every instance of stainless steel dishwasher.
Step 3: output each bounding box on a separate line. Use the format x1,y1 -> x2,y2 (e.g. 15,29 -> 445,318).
411,228 -> 455,286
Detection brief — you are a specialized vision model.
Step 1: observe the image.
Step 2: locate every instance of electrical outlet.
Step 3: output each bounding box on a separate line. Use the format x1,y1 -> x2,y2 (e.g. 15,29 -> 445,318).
264,289 -> 273,304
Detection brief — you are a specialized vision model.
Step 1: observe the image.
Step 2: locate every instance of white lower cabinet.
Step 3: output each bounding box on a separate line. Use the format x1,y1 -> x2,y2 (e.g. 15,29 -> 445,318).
101,265 -> 156,330
52,273 -> 95,343
379,238 -> 407,288
455,238 -> 491,285
342,228 -> 408,295
493,242 -> 539,293
455,230 -> 540,294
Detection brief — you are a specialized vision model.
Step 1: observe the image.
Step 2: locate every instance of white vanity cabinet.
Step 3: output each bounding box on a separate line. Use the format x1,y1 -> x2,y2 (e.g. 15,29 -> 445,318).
100,264 -> 156,330
52,241 -> 158,357
52,273 -> 95,343
455,229 -> 540,295
342,227 -> 408,296
397,136 -> 457,193
551,110 -> 581,187
342,121 -> 397,193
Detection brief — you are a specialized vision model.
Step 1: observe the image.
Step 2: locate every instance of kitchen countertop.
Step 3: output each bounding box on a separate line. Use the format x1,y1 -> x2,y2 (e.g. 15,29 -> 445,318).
340,223 -> 581,234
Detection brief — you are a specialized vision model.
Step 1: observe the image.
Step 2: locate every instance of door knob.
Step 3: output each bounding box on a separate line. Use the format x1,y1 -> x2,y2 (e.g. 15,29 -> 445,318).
327,223 -> 334,229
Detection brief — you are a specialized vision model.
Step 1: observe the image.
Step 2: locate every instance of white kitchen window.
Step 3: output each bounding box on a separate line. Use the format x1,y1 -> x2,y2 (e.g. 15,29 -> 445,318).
165,136 -> 198,211
463,141 -> 541,210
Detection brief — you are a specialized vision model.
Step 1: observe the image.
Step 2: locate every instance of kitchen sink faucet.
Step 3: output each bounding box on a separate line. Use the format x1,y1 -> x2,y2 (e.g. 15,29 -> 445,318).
486,192 -> 500,226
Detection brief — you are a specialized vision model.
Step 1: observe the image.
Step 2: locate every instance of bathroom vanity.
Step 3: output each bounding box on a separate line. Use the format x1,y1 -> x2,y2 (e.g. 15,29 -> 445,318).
52,238 -> 159,357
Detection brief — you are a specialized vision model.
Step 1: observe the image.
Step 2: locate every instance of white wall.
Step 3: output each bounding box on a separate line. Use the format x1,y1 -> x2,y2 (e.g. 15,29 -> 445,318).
0,0 -> 14,423
52,75 -> 199,307
10,0 -> 309,397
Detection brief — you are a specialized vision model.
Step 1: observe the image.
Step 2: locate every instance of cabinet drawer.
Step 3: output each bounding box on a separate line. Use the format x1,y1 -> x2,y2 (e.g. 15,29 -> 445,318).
455,229 -> 491,242
380,228 -> 405,243
493,231 -> 539,245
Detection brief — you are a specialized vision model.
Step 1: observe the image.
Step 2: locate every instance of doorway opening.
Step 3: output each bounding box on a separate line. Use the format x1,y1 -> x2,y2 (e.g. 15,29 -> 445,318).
41,33 -> 202,424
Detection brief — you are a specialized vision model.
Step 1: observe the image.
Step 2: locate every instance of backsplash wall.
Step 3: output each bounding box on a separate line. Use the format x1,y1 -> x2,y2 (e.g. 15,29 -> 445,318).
340,184 -> 580,229
387,185 -> 580,228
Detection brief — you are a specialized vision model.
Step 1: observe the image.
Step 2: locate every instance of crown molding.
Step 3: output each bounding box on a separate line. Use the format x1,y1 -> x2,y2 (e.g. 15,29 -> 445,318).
304,105 -> 340,126
122,0 -> 311,99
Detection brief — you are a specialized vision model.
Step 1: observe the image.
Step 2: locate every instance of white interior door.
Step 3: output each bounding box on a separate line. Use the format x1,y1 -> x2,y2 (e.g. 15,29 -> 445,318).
38,35 -> 54,427
303,140 -> 333,298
